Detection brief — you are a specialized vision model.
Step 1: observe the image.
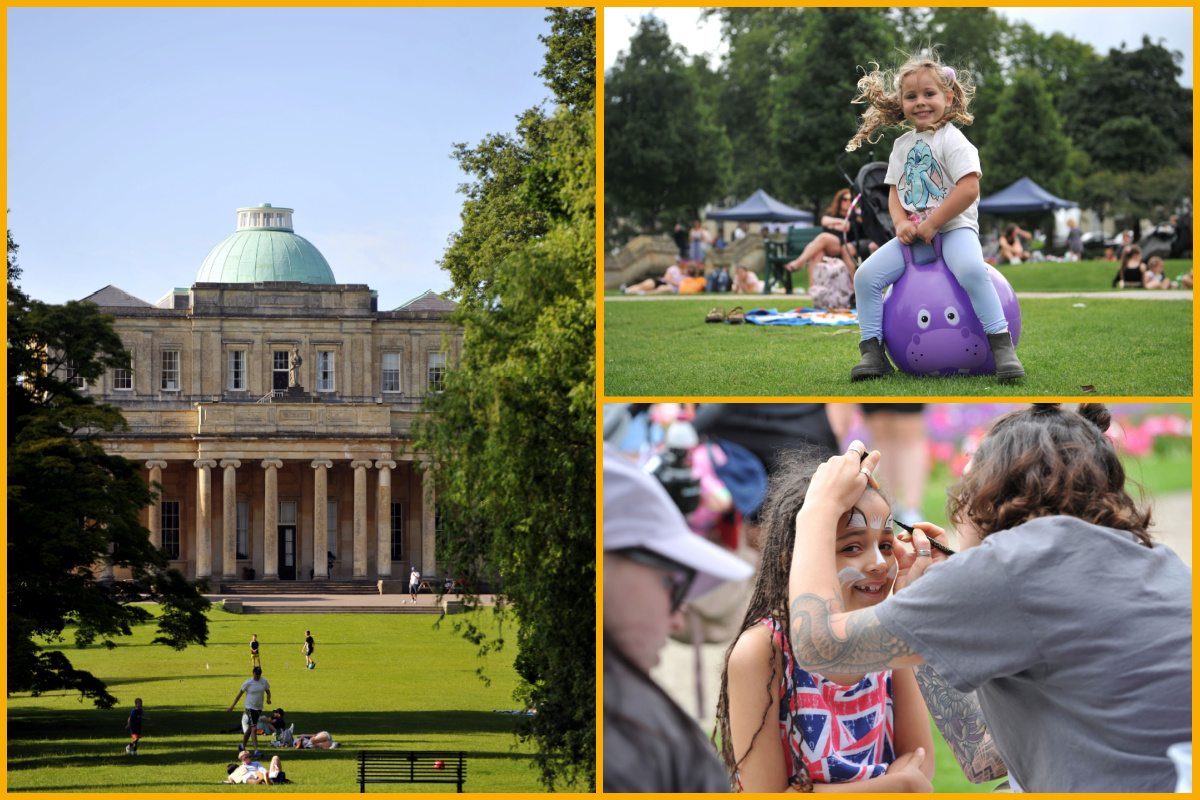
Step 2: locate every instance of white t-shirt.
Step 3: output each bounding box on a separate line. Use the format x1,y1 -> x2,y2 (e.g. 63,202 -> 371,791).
240,676 -> 270,711
885,124 -> 982,233
409,570 -> 420,587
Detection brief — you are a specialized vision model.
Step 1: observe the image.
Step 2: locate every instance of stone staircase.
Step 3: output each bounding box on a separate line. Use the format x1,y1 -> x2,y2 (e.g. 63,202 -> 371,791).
237,602 -> 443,615
217,580 -> 378,595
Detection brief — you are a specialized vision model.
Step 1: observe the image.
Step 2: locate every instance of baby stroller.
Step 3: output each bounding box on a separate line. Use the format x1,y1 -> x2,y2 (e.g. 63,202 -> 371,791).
835,150 -> 895,263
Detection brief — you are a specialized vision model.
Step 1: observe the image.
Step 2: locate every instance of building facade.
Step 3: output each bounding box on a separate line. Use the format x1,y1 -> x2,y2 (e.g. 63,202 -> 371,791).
80,204 -> 459,584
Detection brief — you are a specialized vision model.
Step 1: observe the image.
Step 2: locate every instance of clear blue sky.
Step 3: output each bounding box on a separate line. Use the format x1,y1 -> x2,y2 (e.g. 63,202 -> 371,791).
9,7 -> 554,308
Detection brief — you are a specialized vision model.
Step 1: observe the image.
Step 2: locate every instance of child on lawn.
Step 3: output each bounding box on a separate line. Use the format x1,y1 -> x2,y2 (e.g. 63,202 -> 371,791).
125,697 -> 150,755
715,450 -> 934,791
846,54 -> 1025,380
302,630 -> 315,669
250,633 -> 261,669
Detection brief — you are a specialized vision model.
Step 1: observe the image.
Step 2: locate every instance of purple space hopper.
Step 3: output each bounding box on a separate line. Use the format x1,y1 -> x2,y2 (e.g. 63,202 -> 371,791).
881,234 -> 1021,377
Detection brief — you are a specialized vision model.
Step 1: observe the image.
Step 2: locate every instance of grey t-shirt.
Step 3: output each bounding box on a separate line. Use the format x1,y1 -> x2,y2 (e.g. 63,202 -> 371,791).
876,516 -> 1191,792
604,650 -> 731,792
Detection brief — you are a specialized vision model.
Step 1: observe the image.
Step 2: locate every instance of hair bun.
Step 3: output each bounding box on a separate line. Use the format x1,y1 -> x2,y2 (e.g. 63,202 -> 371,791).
1076,402 -> 1112,433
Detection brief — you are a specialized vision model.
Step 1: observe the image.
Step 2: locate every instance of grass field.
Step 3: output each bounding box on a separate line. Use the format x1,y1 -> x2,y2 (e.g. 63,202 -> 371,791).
602,296 -> 1192,397
8,609 -> 555,793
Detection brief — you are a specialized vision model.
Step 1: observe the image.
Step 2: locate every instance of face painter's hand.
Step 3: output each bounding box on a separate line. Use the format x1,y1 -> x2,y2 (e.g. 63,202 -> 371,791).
804,441 -> 881,520
893,525 -> 951,594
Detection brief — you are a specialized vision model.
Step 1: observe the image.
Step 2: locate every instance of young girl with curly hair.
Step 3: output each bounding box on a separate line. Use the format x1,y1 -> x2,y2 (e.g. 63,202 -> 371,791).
787,404 -> 1190,792
715,449 -> 934,792
846,54 -> 1025,381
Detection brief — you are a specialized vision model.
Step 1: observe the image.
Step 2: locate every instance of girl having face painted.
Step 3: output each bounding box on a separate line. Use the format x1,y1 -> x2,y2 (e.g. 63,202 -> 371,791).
714,449 -> 934,792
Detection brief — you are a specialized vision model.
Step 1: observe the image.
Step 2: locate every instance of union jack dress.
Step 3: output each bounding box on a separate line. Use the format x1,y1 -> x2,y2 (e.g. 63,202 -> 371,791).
761,617 -> 895,787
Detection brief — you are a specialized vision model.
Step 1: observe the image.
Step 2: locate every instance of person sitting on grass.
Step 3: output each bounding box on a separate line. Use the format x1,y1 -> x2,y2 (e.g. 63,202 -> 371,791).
732,265 -> 764,294
1143,256 -> 1179,289
292,731 -> 339,749
997,224 -> 1032,264
1113,245 -> 1146,289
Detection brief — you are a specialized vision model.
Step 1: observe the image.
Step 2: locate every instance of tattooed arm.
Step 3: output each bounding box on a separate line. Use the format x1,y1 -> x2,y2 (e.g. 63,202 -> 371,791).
787,444 -> 925,674
913,664 -> 1007,783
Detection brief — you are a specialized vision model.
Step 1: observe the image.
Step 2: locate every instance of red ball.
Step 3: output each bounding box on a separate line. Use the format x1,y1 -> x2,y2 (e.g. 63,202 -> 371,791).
433,760 -> 445,770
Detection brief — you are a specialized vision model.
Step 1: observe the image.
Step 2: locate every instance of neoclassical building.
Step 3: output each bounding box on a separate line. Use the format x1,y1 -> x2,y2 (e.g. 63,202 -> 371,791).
80,204 -> 459,585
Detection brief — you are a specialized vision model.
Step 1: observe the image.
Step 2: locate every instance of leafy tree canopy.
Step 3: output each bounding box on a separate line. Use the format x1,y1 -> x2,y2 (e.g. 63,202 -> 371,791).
7,231 -> 210,710
1061,35 -> 1192,163
979,68 -> 1072,197
604,15 -> 730,232
415,7 -> 595,790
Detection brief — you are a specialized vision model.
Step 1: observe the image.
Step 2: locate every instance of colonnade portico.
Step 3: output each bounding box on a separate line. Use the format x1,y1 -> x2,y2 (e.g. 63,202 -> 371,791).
131,451 -> 436,583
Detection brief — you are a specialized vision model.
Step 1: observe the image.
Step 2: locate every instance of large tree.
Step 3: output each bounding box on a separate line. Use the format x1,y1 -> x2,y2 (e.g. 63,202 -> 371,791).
1060,36 -> 1192,164
415,8 -> 595,790
769,7 -> 898,209
7,231 -> 211,710
604,15 -> 730,233
979,69 -> 1072,197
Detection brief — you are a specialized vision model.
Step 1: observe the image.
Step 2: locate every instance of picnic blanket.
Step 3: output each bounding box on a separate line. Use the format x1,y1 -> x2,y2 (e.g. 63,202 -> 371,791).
743,308 -> 859,326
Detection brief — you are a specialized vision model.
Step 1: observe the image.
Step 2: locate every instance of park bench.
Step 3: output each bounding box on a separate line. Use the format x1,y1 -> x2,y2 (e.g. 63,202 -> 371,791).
357,750 -> 466,792
764,225 -> 824,294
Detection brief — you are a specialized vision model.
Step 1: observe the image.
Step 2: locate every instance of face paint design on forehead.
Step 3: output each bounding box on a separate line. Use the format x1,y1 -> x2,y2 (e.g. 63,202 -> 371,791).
847,509 -> 867,529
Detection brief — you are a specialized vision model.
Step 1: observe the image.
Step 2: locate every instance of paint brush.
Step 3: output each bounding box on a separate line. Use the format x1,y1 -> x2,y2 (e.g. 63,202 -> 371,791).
892,519 -> 957,556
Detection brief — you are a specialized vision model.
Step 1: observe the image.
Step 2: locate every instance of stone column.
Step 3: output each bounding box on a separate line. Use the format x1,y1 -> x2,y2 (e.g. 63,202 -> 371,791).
350,459 -> 373,579
146,459 -> 168,548
422,466 -> 437,575
312,459 -> 332,580
194,459 -> 217,578
262,459 -> 283,580
375,460 -> 397,578
97,537 -> 115,582
220,460 -> 241,579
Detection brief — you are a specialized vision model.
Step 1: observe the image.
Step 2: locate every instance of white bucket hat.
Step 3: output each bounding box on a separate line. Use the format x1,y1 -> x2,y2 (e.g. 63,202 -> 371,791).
604,445 -> 752,601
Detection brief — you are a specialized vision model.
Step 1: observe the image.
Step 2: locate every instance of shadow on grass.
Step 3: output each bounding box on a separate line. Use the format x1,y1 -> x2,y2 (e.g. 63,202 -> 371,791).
9,708 -> 525,770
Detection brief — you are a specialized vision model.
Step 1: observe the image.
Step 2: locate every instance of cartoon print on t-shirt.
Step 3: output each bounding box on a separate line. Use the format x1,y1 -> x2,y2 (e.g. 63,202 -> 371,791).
901,140 -> 947,212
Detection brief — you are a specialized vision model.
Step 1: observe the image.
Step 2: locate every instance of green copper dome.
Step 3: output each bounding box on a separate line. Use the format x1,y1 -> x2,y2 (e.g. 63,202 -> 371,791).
196,204 -> 336,284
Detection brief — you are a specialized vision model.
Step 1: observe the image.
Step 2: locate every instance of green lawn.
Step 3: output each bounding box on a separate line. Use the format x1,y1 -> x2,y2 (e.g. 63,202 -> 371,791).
8,609 -> 554,793
602,297 -> 1192,396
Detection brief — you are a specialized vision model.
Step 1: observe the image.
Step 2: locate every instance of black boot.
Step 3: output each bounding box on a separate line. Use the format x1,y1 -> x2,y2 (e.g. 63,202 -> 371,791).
987,331 -> 1026,379
850,338 -> 895,381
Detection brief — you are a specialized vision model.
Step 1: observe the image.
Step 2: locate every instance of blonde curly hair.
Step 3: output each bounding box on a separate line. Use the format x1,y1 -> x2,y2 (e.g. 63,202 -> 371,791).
845,53 -> 976,152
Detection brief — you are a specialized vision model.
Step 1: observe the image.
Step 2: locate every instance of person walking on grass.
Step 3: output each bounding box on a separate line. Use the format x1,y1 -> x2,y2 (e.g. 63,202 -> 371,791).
124,697 -> 150,755
408,566 -> 420,604
227,666 -> 271,757
302,630 -> 315,669
250,633 -> 261,669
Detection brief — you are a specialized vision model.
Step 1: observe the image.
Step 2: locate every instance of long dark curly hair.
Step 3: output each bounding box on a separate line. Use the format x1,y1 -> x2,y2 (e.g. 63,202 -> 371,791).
947,403 -> 1152,543
713,447 -> 888,790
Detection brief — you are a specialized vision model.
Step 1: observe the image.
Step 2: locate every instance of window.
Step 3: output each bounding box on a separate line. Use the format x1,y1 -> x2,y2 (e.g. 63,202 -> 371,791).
326,502 -> 338,559
272,350 -> 290,392
161,350 -> 180,391
279,501 -> 297,525
65,359 -> 84,387
228,350 -> 246,391
434,508 -> 446,555
161,501 -> 180,559
390,502 -> 404,561
381,352 -> 400,393
317,351 -> 335,391
428,352 -> 446,393
236,501 -> 249,559
113,366 -> 132,391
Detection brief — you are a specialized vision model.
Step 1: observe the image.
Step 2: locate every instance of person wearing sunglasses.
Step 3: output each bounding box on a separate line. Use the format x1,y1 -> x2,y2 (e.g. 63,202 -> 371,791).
604,445 -> 753,793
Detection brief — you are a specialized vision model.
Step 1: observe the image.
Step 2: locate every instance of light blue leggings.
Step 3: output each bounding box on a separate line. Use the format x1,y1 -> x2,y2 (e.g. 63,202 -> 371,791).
854,227 -> 1008,342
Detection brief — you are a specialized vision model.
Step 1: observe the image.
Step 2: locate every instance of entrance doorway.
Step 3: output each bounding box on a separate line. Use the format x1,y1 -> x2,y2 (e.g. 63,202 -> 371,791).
278,525 -> 296,580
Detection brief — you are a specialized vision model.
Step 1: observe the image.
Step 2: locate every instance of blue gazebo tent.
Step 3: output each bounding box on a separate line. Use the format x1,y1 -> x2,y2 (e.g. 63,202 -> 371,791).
978,177 -> 1077,215
706,189 -> 815,224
